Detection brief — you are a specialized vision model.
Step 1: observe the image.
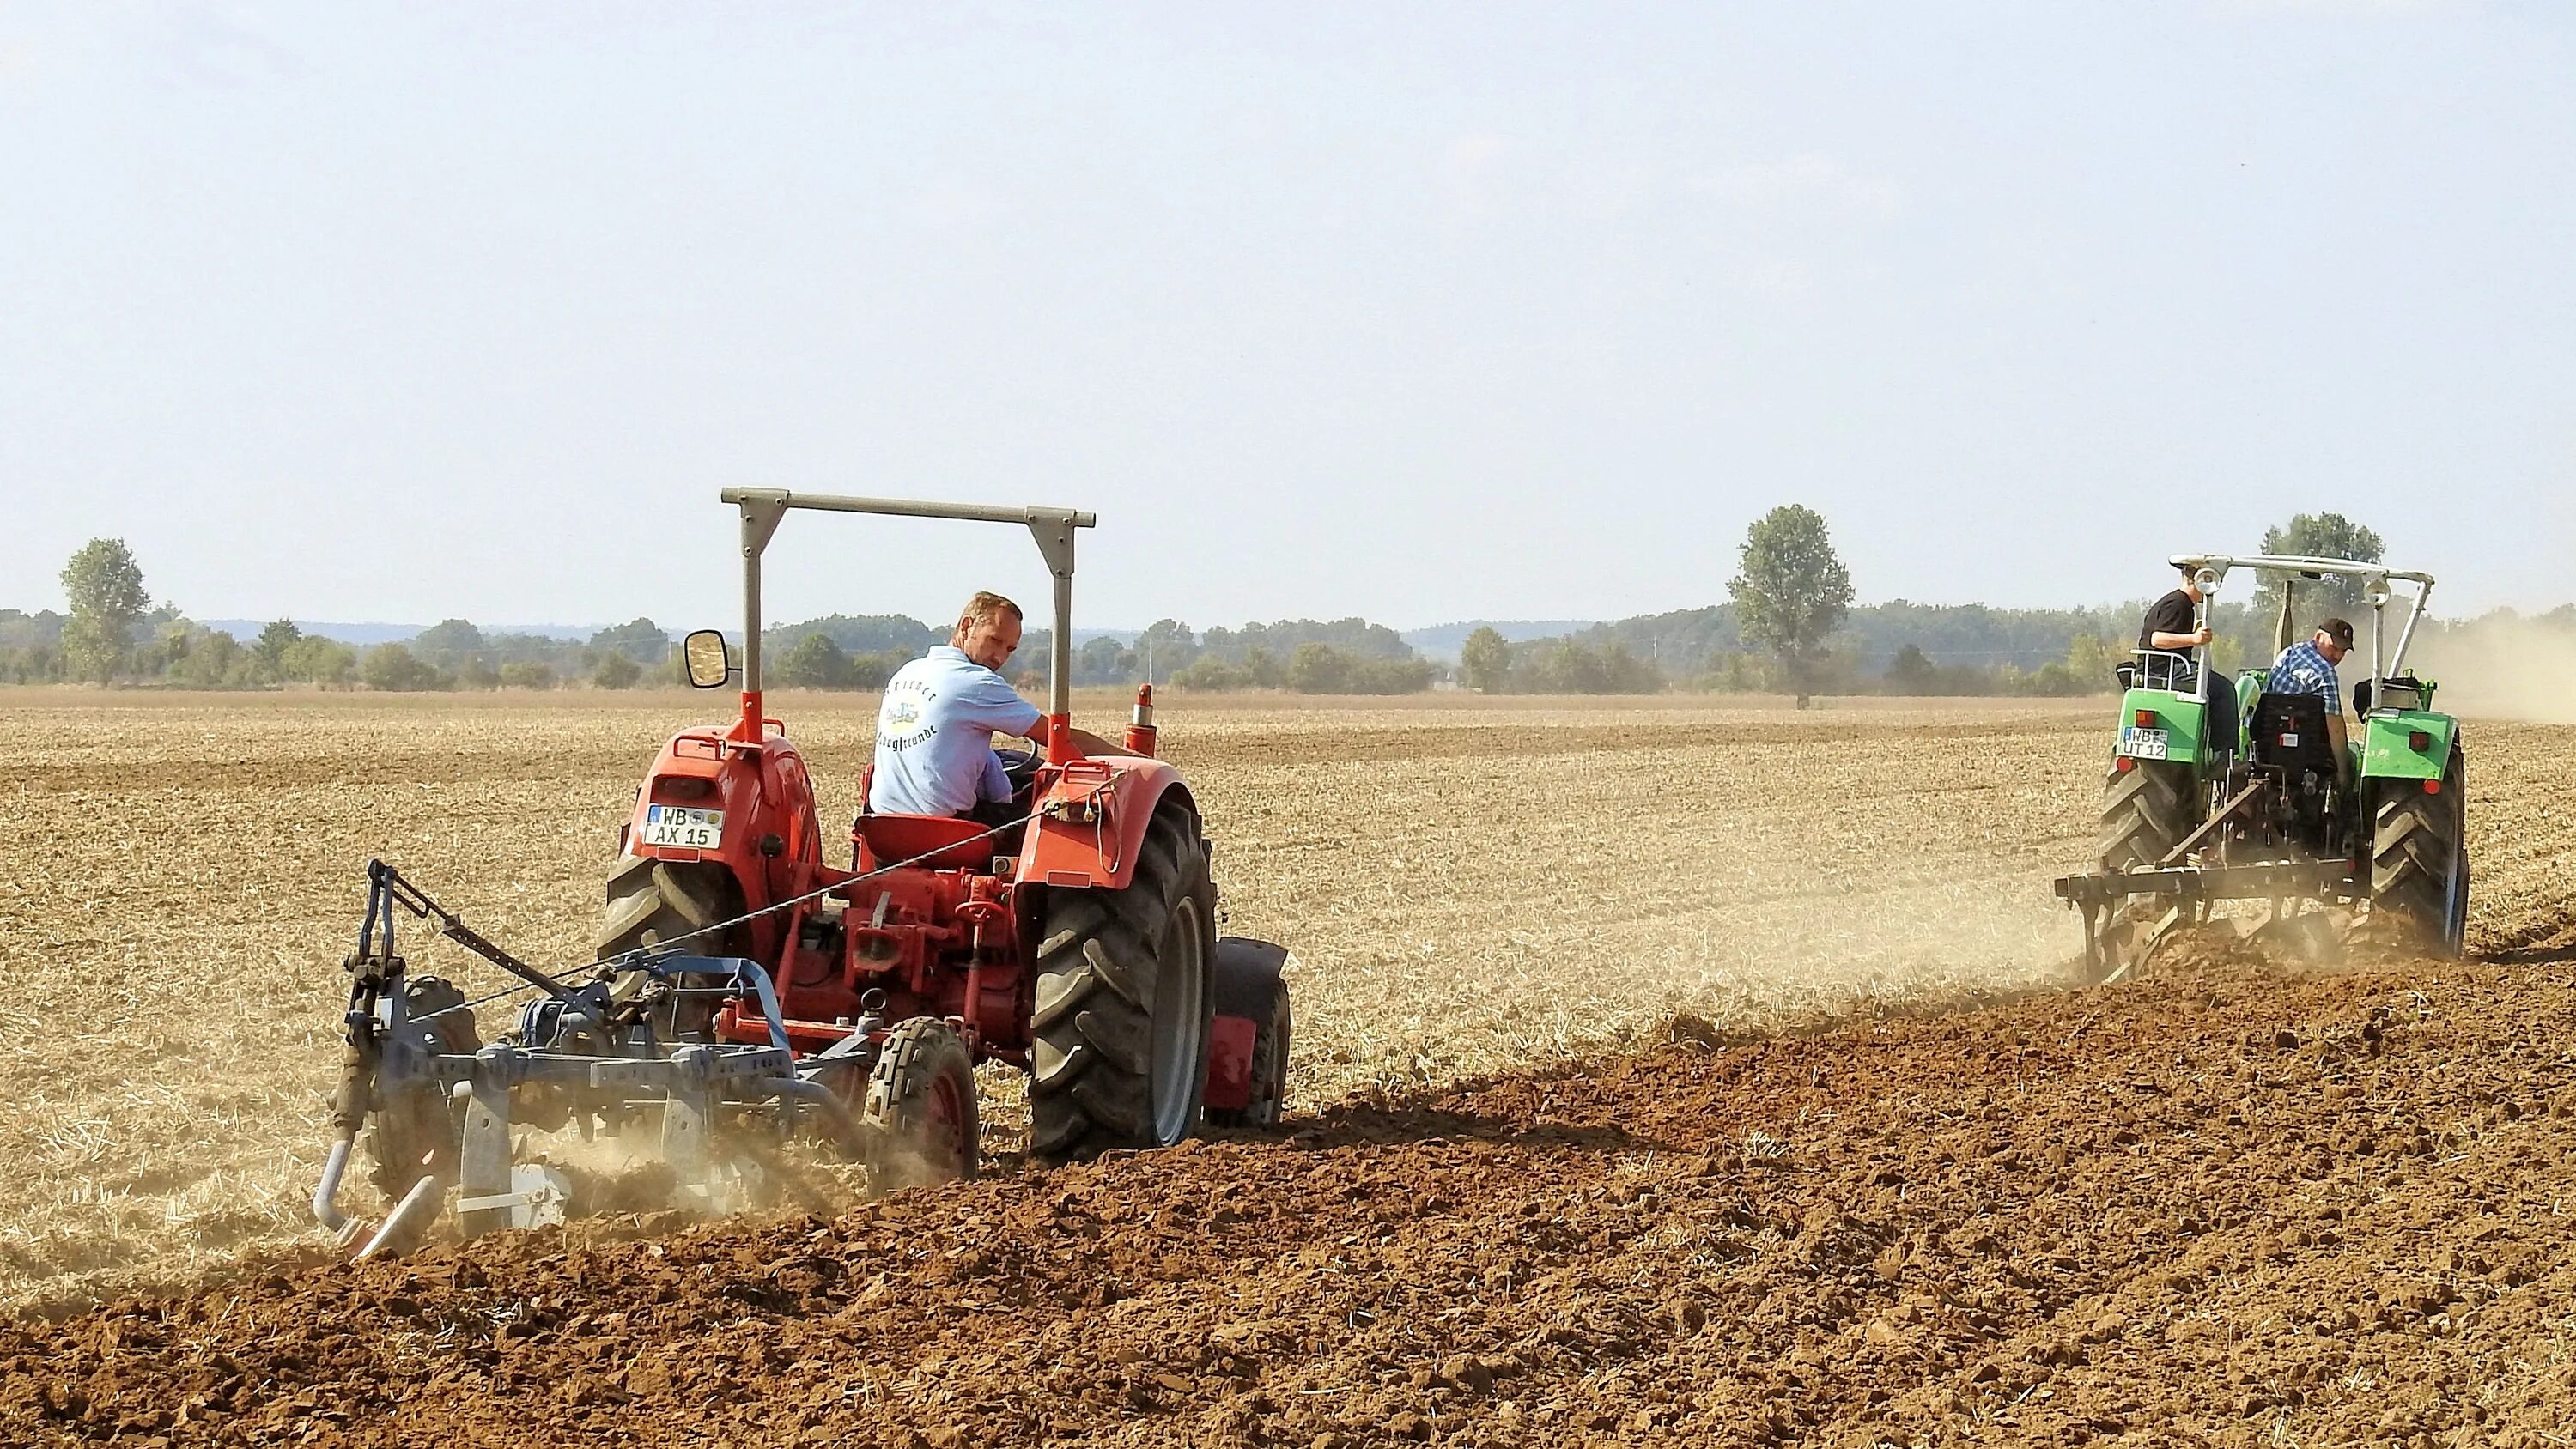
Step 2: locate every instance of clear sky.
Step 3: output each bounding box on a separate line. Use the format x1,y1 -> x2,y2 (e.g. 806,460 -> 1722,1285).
3,3 -> 2569,633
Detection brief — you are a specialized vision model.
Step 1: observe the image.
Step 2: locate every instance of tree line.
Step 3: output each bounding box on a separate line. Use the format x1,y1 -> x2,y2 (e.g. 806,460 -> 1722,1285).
13,512 -> 2560,699
0,540 -> 689,691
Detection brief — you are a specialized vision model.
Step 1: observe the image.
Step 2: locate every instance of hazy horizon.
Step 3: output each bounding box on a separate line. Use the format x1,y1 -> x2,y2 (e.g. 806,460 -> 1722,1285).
6,3 -> 2571,630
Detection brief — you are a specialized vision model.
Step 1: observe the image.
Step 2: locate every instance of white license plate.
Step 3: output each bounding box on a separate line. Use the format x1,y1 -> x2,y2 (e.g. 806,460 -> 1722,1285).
640,803 -> 724,849
2118,727 -> 2170,761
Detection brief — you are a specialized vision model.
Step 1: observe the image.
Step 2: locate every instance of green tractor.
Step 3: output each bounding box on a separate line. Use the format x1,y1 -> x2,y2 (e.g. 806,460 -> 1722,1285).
2057,554 -> 2467,983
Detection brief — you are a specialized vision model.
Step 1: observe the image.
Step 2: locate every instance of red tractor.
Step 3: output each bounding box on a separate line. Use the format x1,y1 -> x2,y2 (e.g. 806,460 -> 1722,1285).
317,491 -> 1288,1246
594,490 -> 1291,1178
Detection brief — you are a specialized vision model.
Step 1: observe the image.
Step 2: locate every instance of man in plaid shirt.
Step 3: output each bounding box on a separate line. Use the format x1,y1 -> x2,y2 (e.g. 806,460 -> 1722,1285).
2269,617 -> 2356,782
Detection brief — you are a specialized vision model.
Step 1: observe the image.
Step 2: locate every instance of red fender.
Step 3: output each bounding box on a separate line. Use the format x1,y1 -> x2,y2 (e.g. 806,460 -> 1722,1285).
1017,756 -> 1192,889
617,722 -> 823,962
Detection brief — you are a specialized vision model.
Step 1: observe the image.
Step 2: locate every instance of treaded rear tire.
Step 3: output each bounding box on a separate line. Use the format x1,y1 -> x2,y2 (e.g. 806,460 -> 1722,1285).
361,975 -> 479,1203
1028,799 -> 1215,1160
597,855 -> 748,1040
2087,758 -> 2196,986
2098,759 -> 2192,872
597,854 -> 749,962
2369,748 -> 2467,956
862,1017 -> 980,1185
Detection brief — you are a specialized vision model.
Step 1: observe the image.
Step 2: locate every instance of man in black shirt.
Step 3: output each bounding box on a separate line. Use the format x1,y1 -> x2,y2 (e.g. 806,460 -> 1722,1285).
2135,560 -> 2236,760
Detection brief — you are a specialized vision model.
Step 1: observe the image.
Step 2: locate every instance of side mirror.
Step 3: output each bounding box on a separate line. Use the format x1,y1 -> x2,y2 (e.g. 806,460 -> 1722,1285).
2352,680 -> 2372,717
683,629 -> 733,690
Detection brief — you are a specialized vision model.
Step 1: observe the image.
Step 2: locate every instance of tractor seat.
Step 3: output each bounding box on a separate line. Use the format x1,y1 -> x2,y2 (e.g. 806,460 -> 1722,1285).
2249,692 -> 2336,780
854,813 -> 1002,871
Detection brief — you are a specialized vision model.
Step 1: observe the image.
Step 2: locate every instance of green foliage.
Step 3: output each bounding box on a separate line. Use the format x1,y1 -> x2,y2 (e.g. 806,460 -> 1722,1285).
2253,512 -> 2387,630
1505,639 -> 1665,694
1729,506 -> 1854,705
1284,643 -> 1434,694
1880,630 -> 2133,697
590,617 -> 676,664
1459,627 -> 1510,694
1078,634 -> 1133,684
457,658 -> 503,691
761,615 -> 935,659
1201,618 -> 1414,664
283,636 -> 356,686
254,620 -> 302,670
1284,642 -> 1346,694
58,539 -> 149,683
846,650 -> 900,690
167,630 -> 249,689
411,619 -> 488,658
361,642 -> 450,692
1134,620 -> 1200,679
1170,655 -> 1251,691
590,651 -> 644,690
777,633 -> 854,689
498,661 -> 557,690
1884,644 -> 1939,694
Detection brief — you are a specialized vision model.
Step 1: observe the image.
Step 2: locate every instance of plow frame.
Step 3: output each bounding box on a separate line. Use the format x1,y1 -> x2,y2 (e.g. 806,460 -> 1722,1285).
318,862 -> 880,1253
2056,858 -> 2362,984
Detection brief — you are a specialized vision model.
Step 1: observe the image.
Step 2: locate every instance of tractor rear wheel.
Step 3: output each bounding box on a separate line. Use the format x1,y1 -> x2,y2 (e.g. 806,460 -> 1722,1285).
597,854 -> 749,961
1029,799 -> 1215,1160
596,855 -> 747,1040
2088,759 -> 2196,985
861,1017 -> 979,1185
361,975 -> 480,1203
2368,749 -> 2468,956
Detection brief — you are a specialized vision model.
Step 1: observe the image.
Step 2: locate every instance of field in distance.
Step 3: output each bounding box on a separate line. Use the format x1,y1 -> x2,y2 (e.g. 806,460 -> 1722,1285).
0,689 -> 2568,1311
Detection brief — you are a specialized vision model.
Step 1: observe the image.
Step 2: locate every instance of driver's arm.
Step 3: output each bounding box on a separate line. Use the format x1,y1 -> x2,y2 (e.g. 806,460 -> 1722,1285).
2327,710 -> 2352,779
2150,627 -> 2213,651
998,725 -> 1140,762
1065,725 -> 1139,759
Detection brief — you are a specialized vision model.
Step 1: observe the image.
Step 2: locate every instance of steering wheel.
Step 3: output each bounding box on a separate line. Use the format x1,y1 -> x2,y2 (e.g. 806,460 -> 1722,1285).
994,741 -> 1042,795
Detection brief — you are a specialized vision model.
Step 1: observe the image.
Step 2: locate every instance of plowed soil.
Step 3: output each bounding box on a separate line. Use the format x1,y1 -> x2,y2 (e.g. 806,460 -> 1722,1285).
7,946 -> 2576,1447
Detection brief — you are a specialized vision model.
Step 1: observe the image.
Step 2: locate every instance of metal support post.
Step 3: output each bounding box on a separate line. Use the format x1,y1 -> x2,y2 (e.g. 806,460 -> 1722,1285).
456,1047 -> 520,1239
662,1046 -> 717,1208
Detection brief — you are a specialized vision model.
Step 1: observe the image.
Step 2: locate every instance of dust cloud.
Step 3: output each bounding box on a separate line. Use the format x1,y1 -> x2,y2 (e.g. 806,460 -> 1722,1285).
2411,614 -> 2576,723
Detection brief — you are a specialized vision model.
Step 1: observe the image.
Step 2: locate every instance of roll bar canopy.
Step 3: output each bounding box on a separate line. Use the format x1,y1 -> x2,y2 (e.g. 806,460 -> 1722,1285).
2162,553 -> 2437,703
717,488 -> 1097,757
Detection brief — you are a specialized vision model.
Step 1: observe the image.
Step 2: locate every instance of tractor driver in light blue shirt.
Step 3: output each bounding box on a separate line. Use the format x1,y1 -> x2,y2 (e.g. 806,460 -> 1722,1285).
869,591 -> 1132,819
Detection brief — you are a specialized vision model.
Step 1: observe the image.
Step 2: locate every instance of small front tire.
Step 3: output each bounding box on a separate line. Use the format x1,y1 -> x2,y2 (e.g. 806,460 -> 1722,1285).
860,1017 -> 980,1186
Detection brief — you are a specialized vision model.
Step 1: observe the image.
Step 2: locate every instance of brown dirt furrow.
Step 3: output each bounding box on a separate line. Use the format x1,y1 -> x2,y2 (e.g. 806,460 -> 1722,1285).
4,953 -> 2572,1448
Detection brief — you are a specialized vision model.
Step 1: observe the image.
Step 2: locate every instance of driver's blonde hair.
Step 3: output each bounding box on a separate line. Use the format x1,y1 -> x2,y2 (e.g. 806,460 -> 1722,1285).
951,591 -> 1024,647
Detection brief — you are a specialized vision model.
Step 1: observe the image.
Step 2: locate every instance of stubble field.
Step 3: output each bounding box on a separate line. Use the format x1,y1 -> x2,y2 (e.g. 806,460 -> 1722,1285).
0,688 -> 2132,1306
3,688 -> 2576,1446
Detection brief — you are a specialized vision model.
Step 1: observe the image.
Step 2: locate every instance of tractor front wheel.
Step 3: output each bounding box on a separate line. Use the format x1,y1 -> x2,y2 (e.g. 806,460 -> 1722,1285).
1029,800 -> 1215,1160
862,1017 -> 980,1185
1209,941 -> 1292,1130
2368,749 -> 2468,956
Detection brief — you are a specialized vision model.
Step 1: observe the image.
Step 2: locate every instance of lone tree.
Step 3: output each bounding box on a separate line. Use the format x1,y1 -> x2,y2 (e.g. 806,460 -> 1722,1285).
2255,512 -> 2385,624
1459,627 -> 1510,694
1728,505 -> 1853,709
59,538 -> 150,684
